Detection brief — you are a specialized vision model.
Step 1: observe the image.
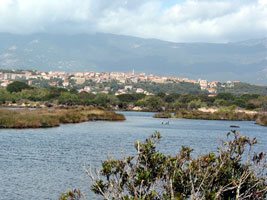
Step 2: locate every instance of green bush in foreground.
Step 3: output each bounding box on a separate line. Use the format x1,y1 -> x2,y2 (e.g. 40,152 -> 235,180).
60,131 -> 267,200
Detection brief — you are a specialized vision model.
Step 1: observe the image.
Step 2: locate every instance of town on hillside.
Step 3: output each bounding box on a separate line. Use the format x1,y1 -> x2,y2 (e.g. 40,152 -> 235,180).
0,69 -> 240,95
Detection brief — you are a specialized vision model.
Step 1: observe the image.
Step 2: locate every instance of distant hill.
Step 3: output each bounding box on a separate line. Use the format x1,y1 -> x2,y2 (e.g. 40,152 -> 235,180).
0,32 -> 266,85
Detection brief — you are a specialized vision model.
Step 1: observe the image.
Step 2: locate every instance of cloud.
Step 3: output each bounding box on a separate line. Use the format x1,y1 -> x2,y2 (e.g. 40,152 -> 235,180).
8,45 -> 17,51
0,0 -> 266,43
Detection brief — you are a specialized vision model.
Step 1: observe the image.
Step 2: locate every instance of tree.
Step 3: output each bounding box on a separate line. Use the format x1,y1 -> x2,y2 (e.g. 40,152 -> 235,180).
69,88 -> 78,94
61,131 -> 267,200
138,96 -> 164,111
58,92 -> 80,105
216,93 -> 235,101
0,88 -> 18,103
117,93 -> 146,103
164,93 -> 180,103
6,81 -> 32,93
156,91 -> 166,98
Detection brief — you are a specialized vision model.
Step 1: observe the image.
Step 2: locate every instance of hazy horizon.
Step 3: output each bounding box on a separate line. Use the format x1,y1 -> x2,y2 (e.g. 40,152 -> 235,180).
0,31 -> 266,44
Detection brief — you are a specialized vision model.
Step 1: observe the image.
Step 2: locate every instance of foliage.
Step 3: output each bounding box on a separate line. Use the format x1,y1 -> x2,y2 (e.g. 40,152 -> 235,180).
0,88 -> 18,103
0,107 -> 125,129
154,112 -> 172,118
174,110 -> 255,121
117,93 -> 146,103
59,189 -> 82,200
1,85 -> 267,114
62,131 -> 267,200
217,82 -> 267,96
136,96 -> 165,111
255,113 -> 267,126
133,82 -> 203,95
216,93 -> 235,101
6,81 -> 32,93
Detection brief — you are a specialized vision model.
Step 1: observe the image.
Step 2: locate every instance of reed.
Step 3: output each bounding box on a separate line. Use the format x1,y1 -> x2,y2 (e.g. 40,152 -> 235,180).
153,113 -> 171,118
255,113 -> 267,126
173,110 -> 256,121
0,107 -> 125,129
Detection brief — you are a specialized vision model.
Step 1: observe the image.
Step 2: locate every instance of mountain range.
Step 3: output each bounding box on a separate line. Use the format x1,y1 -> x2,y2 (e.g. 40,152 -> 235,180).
0,32 -> 266,84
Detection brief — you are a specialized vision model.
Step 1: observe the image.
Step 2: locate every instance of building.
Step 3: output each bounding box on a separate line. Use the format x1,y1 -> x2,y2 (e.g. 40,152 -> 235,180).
136,88 -> 144,93
198,79 -> 208,90
84,86 -> 91,92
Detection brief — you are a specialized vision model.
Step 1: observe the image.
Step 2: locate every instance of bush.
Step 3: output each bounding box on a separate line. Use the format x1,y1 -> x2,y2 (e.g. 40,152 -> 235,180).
154,112 -> 172,118
61,131 -> 267,200
6,81 -> 32,93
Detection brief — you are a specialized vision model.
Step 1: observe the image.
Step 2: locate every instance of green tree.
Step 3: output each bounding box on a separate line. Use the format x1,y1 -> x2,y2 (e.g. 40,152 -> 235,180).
69,88 -> 78,94
6,81 -> 32,93
216,93 -> 235,101
58,92 -> 80,105
164,93 -> 180,103
156,91 -> 166,98
117,93 -> 146,103
136,96 -> 164,111
0,88 -> 18,103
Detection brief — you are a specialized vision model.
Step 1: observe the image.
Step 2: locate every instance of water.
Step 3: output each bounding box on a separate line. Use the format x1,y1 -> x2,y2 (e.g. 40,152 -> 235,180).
0,111 -> 266,200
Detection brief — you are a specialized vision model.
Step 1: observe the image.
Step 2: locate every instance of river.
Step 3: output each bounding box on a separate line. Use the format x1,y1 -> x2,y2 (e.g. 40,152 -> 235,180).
0,111 -> 266,200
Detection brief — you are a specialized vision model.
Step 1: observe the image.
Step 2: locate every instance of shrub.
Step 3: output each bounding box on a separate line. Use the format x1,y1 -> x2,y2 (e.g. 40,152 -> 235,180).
154,113 -> 172,118
6,81 -> 32,93
61,131 -> 267,200
256,114 -> 267,126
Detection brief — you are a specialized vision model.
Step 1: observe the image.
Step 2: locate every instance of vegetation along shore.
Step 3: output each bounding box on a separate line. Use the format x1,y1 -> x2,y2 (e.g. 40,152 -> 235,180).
154,109 -> 267,126
0,107 -> 125,129
0,81 -> 267,126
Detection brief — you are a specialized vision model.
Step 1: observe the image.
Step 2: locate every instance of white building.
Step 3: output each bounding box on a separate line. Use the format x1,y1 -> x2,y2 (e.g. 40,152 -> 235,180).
136,88 -> 144,93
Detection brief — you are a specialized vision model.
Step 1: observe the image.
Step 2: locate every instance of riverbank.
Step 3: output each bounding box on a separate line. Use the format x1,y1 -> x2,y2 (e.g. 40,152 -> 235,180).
0,107 -> 125,129
255,114 -> 267,126
154,110 -> 267,126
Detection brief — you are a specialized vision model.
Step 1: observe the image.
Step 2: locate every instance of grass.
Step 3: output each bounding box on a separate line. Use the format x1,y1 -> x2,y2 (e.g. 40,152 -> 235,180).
0,107 -> 125,129
153,113 -> 172,118
173,110 -> 256,121
255,113 -> 267,126
154,109 -> 267,126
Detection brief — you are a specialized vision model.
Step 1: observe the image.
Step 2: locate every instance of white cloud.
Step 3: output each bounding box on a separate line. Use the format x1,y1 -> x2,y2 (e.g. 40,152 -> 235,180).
0,0 -> 266,43
8,45 -> 17,51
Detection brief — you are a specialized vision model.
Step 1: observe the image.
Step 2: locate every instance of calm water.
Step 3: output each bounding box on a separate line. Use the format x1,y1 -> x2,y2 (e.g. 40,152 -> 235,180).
0,111 -> 266,200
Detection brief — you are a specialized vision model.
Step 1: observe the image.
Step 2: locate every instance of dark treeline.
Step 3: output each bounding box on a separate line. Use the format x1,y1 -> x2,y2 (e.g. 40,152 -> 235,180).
1,81 -> 267,112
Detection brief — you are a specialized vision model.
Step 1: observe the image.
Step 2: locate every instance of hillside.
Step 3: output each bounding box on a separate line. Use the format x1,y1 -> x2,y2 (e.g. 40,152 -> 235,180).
0,33 -> 266,84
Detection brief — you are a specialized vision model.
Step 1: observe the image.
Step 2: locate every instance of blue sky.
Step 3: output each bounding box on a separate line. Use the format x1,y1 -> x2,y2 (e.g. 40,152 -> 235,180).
162,0 -> 186,8
0,0 -> 266,43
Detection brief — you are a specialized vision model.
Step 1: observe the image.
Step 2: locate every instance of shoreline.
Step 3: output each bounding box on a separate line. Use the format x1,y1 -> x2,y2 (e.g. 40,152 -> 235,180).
0,107 -> 125,129
153,110 -> 267,126
1,104 -> 266,127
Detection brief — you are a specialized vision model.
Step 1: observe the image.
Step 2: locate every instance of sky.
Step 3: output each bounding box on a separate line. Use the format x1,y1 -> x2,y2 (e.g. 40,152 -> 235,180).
0,0 -> 266,43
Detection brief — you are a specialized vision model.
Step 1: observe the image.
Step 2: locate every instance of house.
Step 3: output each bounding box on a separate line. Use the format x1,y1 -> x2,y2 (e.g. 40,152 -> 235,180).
84,86 -> 91,92
136,88 -> 144,93
118,89 -> 126,94
28,80 -> 33,85
100,91 -> 109,94
63,81 -> 70,87
207,88 -> 217,94
104,86 -> 111,91
1,81 -> 11,87
75,78 -> 86,85
48,82 -> 57,87
124,85 -> 133,90
198,79 -> 208,90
